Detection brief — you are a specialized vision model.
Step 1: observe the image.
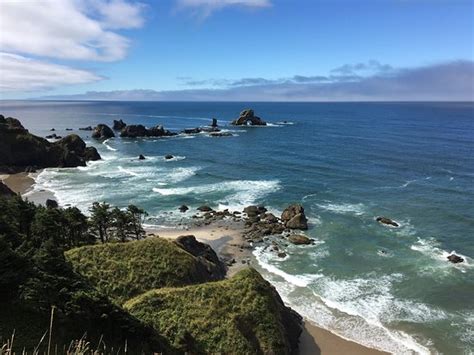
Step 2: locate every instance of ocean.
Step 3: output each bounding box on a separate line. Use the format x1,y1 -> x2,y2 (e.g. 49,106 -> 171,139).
1,100 -> 473,354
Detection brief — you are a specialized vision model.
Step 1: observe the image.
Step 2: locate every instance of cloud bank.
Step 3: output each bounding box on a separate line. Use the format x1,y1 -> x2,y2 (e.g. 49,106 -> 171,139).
0,0 -> 145,93
0,53 -> 103,92
38,61 -> 474,101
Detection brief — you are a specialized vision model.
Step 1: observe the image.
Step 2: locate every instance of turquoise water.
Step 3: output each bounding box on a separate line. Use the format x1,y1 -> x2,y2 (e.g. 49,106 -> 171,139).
1,101 -> 473,354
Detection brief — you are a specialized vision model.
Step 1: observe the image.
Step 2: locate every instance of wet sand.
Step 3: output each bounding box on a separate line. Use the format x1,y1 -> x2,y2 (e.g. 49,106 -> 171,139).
1,171 -> 54,205
146,221 -> 388,355
1,172 -> 35,194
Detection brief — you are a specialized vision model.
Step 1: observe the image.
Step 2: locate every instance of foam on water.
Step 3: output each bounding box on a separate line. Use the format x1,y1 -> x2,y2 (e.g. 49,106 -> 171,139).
410,237 -> 472,273
316,201 -> 366,216
253,247 -> 437,354
102,138 -> 117,151
253,246 -> 323,287
153,179 -> 280,210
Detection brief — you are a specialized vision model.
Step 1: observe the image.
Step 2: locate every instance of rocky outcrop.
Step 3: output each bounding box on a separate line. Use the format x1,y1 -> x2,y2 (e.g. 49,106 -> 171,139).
376,216 -> 399,227
281,204 -> 308,230
179,205 -> 189,212
447,254 -> 464,263
120,124 -> 176,138
211,118 -> 218,127
0,181 -> 16,197
209,132 -> 233,137
138,154 -> 146,160
197,205 -> 213,212
288,234 -> 312,245
182,126 -> 220,135
0,115 -> 101,173
231,109 -> 267,126
92,124 -> 115,140
164,154 -> 174,160
113,119 -> 126,130
78,126 -> 93,131
174,235 -> 226,279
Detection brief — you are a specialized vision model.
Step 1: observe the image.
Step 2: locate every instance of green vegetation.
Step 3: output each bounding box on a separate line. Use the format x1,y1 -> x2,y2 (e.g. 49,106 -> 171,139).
0,196 -> 166,353
66,237 -> 225,305
0,191 -> 302,354
125,268 -> 302,354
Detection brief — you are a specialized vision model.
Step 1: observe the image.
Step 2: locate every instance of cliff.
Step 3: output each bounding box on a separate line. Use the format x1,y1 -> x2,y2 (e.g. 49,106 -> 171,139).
0,115 -> 100,173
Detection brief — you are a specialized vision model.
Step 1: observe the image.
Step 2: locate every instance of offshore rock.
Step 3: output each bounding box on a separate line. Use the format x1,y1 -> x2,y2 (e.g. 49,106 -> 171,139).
376,216 -> 399,227
113,119 -> 126,130
281,204 -> 308,230
447,254 -> 464,263
120,124 -> 176,138
288,234 -> 311,245
231,109 -> 267,126
92,124 -> 115,140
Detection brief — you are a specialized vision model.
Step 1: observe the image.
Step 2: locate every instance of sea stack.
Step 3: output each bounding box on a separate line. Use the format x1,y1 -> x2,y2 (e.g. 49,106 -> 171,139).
231,109 -> 267,126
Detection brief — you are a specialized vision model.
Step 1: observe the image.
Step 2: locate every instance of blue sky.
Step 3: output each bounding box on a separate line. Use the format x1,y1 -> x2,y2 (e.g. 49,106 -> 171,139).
0,0 -> 473,100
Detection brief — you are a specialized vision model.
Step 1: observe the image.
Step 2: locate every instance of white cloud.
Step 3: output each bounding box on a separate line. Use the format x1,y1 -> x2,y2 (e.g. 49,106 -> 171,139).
0,52 -> 102,92
177,0 -> 271,17
0,0 -> 145,61
88,0 -> 147,29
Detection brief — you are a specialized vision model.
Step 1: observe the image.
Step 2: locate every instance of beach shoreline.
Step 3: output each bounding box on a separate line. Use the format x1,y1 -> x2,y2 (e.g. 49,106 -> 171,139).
147,221 -> 388,355
2,171 -> 389,354
1,170 -> 56,205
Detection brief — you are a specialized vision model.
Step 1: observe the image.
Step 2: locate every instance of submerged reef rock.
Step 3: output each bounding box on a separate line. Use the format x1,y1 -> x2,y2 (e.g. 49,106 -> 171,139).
113,119 -> 127,130
281,204 -> 308,230
232,109 -> 267,126
92,124 -> 115,140
376,216 -> 399,227
0,115 -> 101,173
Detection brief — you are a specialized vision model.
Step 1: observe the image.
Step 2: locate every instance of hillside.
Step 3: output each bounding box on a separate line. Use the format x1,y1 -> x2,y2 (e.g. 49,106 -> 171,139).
124,268 -> 302,354
0,195 -> 168,353
0,115 -> 100,173
65,235 -> 226,305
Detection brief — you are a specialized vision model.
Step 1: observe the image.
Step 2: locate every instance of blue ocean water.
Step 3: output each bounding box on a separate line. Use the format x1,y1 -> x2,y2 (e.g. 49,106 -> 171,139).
1,100 -> 473,354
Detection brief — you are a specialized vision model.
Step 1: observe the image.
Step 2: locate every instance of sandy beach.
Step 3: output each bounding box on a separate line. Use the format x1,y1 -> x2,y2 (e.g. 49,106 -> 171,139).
1,172 -> 35,194
1,171 -> 56,204
147,221 -> 388,355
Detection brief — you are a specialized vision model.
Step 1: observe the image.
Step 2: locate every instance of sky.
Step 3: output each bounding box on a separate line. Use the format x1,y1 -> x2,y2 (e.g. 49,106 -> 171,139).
0,0 -> 473,101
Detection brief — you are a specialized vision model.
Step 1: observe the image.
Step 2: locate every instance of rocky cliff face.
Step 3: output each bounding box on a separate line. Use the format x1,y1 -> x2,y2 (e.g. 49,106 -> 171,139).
0,115 -> 101,173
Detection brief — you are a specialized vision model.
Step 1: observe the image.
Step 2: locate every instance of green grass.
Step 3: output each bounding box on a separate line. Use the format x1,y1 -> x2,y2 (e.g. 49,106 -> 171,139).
65,237 -> 225,305
124,268 -> 301,355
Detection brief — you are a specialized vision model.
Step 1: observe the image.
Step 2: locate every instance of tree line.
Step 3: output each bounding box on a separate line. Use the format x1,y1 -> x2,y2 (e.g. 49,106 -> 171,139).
0,196 -> 148,254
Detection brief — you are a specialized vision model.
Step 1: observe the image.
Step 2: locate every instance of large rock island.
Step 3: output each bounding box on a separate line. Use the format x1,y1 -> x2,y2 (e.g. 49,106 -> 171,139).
0,115 -> 100,173
232,109 -> 267,126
